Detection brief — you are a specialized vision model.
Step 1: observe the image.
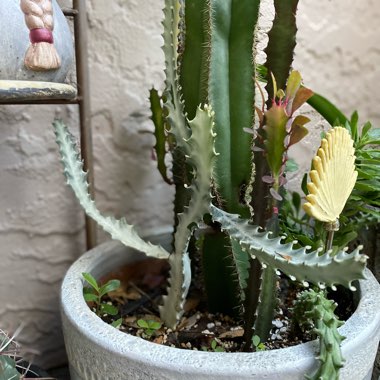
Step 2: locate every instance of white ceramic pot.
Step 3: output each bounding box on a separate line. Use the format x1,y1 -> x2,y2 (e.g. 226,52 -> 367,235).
0,0 -> 73,83
61,234 -> 380,380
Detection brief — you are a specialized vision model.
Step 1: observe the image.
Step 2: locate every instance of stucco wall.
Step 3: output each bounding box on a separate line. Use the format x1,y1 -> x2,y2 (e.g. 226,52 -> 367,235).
0,0 -> 378,369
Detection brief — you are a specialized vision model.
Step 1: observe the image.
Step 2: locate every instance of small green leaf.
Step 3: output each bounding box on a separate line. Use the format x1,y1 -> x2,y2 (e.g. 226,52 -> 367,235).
285,71 -> 302,101
252,335 -> 261,347
361,121 -> 372,138
350,111 -> 359,142
148,321 -> 162,330
334,231 -> 358,249
83,286 -> 96,295
257,343 -> 266,351
99,279 -> 121,297
100,303 -> 118,316
211,340 -> 217,350
82,272 -> 99,291
111,318 -> 123,328
83,293 -> 98,302
137,319 -> 149,329
271,72 -> 278,100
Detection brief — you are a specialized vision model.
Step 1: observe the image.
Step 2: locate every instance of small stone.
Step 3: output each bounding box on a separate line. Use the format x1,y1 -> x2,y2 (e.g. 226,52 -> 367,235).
272,320 -> 283,329
207,323 -> 215,329
219,328 -> 244,339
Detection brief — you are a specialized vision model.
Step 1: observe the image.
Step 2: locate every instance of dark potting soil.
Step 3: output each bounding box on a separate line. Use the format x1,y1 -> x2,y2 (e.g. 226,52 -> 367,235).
91,257 -> 355,353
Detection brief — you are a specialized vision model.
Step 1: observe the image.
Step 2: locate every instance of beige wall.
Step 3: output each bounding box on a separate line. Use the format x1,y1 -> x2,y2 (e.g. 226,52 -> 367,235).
0,0 -> 378,369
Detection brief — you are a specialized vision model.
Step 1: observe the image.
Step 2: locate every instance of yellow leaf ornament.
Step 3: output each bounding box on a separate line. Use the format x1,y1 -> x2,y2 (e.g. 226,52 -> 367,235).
303,127 -> 357,223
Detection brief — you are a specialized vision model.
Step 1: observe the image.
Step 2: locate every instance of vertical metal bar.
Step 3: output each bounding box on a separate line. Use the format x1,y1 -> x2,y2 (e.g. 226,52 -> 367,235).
72,0 -> 97,250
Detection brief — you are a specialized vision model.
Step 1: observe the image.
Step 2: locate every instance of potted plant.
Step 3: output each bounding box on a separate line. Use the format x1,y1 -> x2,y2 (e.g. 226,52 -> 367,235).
55,0 -> 380,379
0,328 -> 53,380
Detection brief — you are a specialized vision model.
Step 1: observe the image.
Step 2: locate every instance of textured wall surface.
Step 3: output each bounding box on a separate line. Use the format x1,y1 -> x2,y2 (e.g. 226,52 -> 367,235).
0,0 -> 378,369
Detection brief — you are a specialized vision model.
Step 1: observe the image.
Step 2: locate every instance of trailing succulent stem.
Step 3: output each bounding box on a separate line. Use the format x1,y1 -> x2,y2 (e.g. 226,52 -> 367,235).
53,120 -> 170,260
293,290 -> 345,380
210,204 -> 368,289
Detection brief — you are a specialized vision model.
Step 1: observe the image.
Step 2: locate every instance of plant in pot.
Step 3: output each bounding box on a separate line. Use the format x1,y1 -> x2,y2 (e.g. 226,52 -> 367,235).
0,328 -> 53,380
54,0 -> 380,379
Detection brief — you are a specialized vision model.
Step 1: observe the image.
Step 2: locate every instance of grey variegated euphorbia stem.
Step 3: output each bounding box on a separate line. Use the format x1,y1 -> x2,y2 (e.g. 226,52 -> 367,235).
53,120 -> 170,260
160,105 -> 217,327
210,205 -> 367,288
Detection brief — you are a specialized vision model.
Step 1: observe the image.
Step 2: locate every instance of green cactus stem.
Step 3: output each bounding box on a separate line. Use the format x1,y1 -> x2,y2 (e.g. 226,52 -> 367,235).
201,233 -> 242,315
171,0 -> 262,316
149,88 -> 172,185
179,0 -> 209,120
293,289 -> 345,380
264,0 -> 299,102
208,0 -> 260,216
253,265 -> 278,342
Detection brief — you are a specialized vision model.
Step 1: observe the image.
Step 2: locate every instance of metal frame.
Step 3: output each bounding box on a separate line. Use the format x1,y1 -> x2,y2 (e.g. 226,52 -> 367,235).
0,1 -> 97,250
